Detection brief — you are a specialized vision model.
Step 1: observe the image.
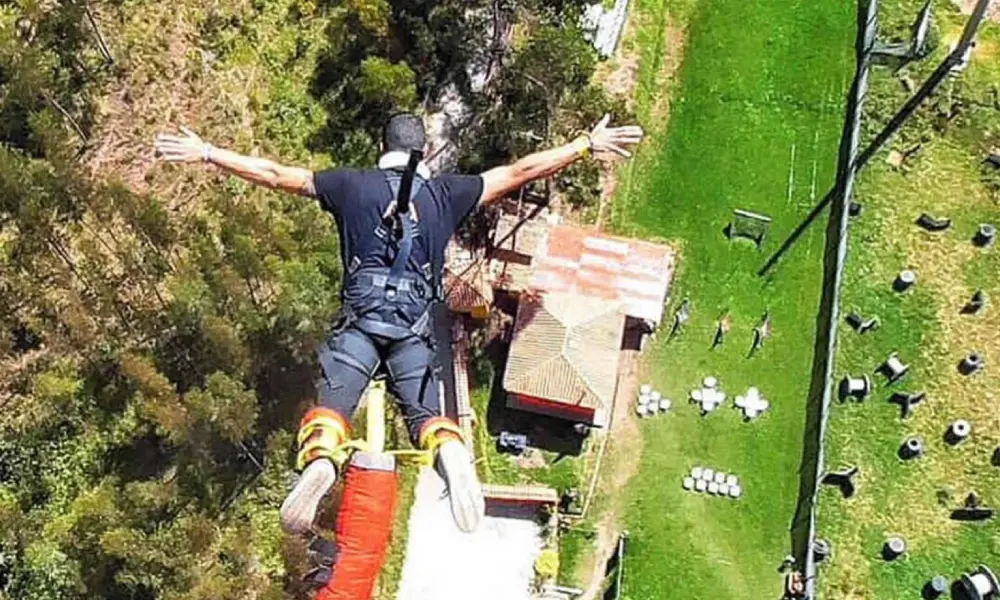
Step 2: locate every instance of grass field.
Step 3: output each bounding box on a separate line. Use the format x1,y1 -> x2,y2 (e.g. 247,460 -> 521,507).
817,3 -> 1000,597
606,0 -> 855,597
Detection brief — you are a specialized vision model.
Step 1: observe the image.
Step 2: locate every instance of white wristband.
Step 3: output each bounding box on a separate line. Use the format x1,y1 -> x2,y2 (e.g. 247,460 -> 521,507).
202,144 -> 213,163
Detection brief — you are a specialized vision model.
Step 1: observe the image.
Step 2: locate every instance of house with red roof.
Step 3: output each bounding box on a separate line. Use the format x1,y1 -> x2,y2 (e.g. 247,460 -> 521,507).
445,215 -> 675,426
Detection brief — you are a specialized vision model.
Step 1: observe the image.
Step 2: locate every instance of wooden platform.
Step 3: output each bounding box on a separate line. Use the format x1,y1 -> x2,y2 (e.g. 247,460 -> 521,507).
482,483 -> 560,506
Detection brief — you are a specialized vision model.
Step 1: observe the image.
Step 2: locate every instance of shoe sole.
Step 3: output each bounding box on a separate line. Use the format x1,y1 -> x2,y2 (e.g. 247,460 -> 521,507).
280,459 -> 337,535
437,442 -> 485,533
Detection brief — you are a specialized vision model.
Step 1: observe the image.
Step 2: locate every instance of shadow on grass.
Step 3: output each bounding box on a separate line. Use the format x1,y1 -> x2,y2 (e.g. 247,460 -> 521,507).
484,503 -> 547,521
787,0 -> 871,571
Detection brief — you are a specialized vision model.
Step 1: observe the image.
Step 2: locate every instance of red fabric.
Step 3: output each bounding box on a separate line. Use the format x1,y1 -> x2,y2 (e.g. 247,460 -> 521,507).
316,461 -> 398,600
300,406 -> 350,436
511,393 -> 596,422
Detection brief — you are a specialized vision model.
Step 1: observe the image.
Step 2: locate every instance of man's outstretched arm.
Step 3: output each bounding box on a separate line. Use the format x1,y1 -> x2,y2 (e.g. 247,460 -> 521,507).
479,114 -> 643,206
154,127 -> 317,197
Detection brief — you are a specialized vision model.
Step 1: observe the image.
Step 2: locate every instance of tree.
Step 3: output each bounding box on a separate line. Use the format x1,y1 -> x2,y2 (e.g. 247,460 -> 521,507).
0,1 -> 628,598
358,57 -> 418,113
348,0 -> 391,38
185,372 -> 259,444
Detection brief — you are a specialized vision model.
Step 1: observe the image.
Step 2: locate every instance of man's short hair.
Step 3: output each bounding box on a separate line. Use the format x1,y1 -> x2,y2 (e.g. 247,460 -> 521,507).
383,113 -> 426,153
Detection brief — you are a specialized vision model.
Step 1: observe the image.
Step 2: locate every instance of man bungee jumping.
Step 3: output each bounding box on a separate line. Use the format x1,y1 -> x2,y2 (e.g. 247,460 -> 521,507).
153,112 -> 642,534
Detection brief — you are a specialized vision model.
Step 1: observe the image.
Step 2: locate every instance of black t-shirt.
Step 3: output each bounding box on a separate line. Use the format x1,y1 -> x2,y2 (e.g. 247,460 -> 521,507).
313,168 -> 484,276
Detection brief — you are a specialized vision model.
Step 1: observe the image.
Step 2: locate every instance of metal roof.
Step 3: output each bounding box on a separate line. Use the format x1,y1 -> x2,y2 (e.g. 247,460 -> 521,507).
531,224 -> 674,324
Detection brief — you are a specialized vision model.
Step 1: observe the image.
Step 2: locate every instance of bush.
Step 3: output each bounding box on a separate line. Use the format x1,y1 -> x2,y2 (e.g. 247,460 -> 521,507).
534,548 -> 560,581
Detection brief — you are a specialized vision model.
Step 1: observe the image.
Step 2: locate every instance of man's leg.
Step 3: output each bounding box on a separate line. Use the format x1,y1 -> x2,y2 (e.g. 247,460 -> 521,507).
280,326 -> 379,534
384,336 -> 485,533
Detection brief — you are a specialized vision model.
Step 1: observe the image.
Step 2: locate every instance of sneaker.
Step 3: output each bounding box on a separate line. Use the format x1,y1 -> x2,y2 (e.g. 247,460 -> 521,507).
435,440 -> 485,533
280,459 -> 338,535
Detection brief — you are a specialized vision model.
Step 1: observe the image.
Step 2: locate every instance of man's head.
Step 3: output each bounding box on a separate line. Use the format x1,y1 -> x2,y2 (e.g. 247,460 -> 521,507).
382,113 -> 426,153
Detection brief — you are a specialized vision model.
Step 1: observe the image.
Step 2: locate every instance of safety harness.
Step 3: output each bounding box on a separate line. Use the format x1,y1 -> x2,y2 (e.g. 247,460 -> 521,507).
336,150 -> 442,345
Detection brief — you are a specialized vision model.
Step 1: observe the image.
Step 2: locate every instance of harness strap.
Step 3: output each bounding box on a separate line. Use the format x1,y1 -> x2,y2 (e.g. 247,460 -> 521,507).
351,270 -> 424,294
377,230 -> 438,298
408,308 -> 433,340
354,317 -> 418,340
334,282 -> 434,343
346,170 -> 443,301
389,210 -> 416,287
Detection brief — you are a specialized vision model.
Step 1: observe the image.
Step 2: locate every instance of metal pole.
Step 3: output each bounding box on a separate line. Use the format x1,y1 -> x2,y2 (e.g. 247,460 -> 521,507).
366,381 -> 387,453
799,1 -> 875,597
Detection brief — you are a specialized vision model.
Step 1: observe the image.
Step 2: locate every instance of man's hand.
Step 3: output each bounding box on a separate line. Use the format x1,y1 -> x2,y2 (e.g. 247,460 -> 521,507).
153,126 -> 316,197
479,114 -> 644,205
154,126 -> 210,163
586,114 -> 644,158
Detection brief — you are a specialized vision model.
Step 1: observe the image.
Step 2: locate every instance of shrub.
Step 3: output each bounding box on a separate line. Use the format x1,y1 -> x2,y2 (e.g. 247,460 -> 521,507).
534,548 -> 560,581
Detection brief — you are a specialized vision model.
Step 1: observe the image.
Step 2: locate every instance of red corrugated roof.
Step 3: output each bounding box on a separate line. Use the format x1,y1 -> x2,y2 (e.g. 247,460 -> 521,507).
443,264 -> 493,313
531,225 -> 674,324
443,241 -> 493,313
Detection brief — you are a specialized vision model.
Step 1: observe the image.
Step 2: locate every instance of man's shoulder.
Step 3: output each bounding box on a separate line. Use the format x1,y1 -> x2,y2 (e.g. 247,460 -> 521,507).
316,166 -> 381,179
314,167 -> 386,191
429,172 -> 483,194
431,171 -> 482,183
426,172 -> 484,226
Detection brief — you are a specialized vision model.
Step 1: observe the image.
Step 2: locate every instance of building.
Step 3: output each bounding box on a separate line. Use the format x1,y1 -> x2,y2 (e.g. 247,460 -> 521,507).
443,243 -> 494,319
442,215 -> 675,428
502,224 -> 673,425
503,292 -> 625,427
443,263 -> 493,319
531,223 -> 674,327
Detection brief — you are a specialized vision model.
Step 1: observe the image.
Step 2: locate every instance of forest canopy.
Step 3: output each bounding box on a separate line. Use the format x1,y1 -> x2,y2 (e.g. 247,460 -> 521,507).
0,0 -> 626,597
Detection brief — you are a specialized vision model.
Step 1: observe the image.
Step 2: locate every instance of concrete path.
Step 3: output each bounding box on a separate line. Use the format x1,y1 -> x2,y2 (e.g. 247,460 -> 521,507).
396,468 -> 543,600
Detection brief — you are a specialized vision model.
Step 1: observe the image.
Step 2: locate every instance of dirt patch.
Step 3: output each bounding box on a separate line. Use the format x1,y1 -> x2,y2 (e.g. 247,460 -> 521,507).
647,23 -> 687,130
572,8 -> 690,592
82,2 -> 255,206
514,450 -> 549,470
594,42 -> 640,109
950,0 -> 1000,24
578,349 -> 644,600
84,3 -> 193,190
596,20 -> 687,229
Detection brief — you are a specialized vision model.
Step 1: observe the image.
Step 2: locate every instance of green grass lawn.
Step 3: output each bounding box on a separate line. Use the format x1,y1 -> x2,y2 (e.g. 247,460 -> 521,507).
817,3 -> 1000,597
470,385 -> 589,493
608,0 -> 855,597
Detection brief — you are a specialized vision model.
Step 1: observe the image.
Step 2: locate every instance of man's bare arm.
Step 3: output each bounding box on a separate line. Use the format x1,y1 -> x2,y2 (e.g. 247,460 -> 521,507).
154,127 -> 316,197
479,115 -> 643,206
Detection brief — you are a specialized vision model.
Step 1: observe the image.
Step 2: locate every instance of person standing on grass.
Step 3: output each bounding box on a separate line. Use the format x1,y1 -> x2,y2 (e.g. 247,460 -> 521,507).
153,112 -> 642,535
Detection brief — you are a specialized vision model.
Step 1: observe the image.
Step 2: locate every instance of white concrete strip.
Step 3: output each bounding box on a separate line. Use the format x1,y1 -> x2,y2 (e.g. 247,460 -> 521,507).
582,236 -> 630,255
579,252 -> 624,272
397,469 -> 543,600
